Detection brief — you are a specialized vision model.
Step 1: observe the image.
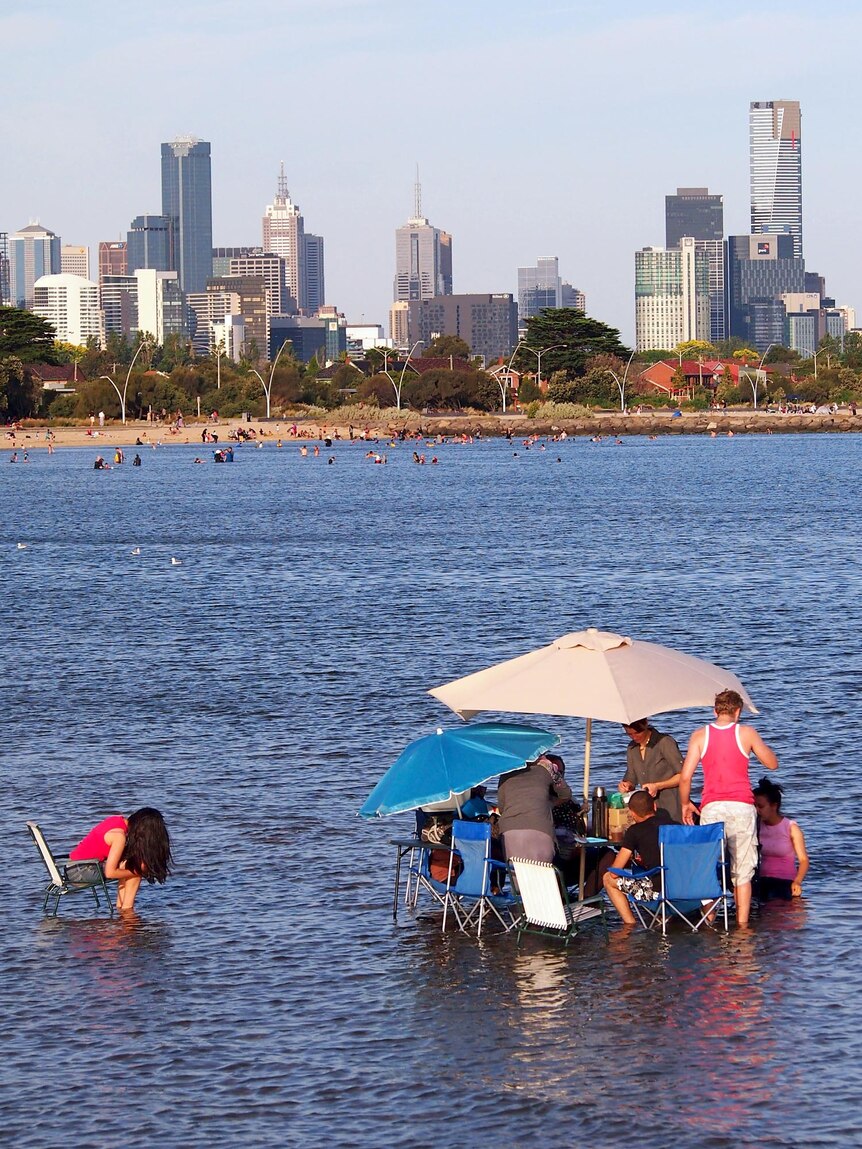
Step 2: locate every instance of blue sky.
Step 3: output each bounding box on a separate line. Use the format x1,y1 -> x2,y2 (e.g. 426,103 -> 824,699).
3,0 -> 858,342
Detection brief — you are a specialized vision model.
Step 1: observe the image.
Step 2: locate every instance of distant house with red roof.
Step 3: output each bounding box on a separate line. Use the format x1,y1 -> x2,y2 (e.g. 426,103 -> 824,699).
635,358 -> 757,398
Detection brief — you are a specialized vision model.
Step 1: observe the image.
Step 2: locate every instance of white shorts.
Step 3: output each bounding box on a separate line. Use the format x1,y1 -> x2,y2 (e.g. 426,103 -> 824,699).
701,801 -> 757,886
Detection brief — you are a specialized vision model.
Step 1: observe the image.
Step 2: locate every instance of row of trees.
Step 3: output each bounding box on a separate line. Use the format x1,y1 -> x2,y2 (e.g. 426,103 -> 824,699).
4,303 -> 862,421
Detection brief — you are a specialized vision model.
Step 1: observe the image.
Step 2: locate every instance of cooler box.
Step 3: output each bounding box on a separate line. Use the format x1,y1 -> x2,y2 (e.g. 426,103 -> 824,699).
607,807 -> 633,842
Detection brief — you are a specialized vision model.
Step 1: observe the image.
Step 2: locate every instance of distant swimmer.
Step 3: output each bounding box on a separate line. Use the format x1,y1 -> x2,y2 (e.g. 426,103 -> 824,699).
300,446 -> 308,456
328,457 -> 335,464
9,452 -> 18,463
131,547 -> 141,556
132,454 -> 142,466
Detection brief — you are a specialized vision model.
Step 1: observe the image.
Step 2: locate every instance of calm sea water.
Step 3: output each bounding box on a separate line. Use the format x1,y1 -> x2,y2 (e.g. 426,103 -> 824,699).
1,432 -> 860,1148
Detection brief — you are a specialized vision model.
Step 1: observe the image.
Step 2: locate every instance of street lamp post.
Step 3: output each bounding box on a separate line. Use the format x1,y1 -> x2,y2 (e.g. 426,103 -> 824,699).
99,336 -> 150,424
606,349 -> 636,412
518,343 -> 567,393
390,340 -> 423,411
497,339 -> 526,413
250,339 -> 290,419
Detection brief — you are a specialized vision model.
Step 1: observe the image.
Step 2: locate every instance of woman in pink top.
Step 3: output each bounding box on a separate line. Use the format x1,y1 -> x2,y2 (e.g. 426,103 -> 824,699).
69,808 -> 172,911
753,777 -> 808,900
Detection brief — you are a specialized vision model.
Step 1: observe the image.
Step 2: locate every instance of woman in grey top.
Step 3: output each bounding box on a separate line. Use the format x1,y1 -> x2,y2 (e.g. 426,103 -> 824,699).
498,755 -> 572,863
619,719 -> 683,822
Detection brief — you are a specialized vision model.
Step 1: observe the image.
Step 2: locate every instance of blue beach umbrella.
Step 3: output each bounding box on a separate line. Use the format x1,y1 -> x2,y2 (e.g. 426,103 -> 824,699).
359,721 -> 561,819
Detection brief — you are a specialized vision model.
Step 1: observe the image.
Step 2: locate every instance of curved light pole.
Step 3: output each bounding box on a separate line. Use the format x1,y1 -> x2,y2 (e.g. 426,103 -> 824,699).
742,343 -> 775,409
99,335 -> 150,424
519,342 -> 567,393
250,339 -> 290,419
605,349 -> 636,412
497,339 -> 525,413
392,340 -> 423,411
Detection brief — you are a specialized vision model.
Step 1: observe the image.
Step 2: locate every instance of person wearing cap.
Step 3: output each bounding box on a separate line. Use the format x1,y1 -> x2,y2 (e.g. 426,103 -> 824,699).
619,719 -> 684,822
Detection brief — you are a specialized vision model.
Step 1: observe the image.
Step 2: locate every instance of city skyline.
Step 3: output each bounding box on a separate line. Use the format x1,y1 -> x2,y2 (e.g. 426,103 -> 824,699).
2,1 -> 859,344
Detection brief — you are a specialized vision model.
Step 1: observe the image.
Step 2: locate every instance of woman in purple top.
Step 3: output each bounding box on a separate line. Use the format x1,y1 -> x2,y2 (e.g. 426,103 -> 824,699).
753,778 -> 808,900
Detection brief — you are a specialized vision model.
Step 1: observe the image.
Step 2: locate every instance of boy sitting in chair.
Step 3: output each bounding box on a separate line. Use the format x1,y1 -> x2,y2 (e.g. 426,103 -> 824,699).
602,791 -> 677,926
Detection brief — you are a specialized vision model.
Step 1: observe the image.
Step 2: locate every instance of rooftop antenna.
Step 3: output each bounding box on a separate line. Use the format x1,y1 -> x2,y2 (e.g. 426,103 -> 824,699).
277,161 -> 289,201
414,164 -> 422,219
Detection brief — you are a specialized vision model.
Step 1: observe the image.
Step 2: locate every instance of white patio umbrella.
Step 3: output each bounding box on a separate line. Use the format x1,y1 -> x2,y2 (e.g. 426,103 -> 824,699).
429,628 -> 757,801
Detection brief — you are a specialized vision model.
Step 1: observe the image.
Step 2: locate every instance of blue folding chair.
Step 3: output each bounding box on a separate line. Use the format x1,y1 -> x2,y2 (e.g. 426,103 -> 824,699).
441,820 -> 519,937
609,822 -> 730,935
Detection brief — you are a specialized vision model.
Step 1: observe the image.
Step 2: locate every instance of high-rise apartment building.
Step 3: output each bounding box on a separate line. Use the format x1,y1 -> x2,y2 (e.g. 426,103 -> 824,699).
99,241 -> 127,286
101,269 -> 184,345
750,100 -> 803,260
665,187 -> 726,343
518,257 -> 562,322
228,253 -> 287,316
635,238 -> 710,352
127,215 -> 173,274
303,234 -> 325,313
394,178 -> 453,303
33,273 -> 101,346
263,166 -> 305,312
161,137 -> 213,294
0,233 -> 10,306
560,283 -> 586,312
61,245 -> 89,279
9,222 -> 62,308
206,275 -> 268,359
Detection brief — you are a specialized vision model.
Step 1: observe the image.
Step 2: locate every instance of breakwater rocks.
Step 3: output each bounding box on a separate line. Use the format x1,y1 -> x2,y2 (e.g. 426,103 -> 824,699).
382,411 -> 862,438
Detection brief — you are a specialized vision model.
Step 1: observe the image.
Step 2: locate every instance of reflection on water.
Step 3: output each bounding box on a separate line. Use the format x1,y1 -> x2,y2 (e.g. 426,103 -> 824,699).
2,437 -> 862,1147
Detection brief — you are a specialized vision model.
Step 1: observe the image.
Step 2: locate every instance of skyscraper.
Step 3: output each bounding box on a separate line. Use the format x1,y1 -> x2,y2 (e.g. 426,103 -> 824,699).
33,274 -> 101,346
262,165 -> 305,312
750,100 -> 803,260
664,188 -> 725,343
9,222 -> 61,308
726,233 -> 805,348
518,257 -> 562,323
98,241 -> 127,285
127,214 -> 173,275
394,176 -> 452,303
61,245 -> 89,279
303,234 -> 325,314
635,239 -> 710,352
0,233 -> 10,306
161,137 -> 213,294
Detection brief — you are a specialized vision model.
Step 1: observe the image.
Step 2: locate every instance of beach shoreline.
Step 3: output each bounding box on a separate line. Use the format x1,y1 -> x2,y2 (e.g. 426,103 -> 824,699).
2,408 -> 860,450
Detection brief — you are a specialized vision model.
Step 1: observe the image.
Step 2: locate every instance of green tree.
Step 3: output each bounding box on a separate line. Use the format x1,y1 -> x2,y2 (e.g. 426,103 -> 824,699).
517,309 -> 630,378
427,334 -> 471,359
0,307 -> 58,363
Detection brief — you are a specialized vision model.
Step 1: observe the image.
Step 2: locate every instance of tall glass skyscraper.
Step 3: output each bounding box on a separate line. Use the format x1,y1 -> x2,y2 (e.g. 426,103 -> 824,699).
161,137 -> 213,294
665,188 -> 726,342
750,100 -> 802,260
127,215 -> 173,275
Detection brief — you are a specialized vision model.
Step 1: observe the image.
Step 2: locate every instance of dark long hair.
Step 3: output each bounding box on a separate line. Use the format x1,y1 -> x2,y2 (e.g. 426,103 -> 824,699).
753,777 -> 783,812
124,807 -> 172,884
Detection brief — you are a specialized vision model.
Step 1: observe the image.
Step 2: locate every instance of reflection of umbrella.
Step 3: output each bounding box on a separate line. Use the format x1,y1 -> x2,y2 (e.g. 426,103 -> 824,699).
429,628 -> 757,799
359,721 -> 560,819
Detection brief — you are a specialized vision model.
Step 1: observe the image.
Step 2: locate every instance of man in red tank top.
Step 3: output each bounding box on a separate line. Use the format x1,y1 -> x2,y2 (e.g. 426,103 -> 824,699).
679,689 -> 778,927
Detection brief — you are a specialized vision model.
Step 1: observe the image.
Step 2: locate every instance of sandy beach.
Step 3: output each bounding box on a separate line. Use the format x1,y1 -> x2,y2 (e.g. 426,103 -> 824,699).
2,408 -> 860,452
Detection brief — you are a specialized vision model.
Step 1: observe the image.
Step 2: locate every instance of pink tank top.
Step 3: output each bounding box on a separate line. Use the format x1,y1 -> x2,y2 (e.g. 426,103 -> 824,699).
700,722 -> 753,807
759,817 -> 797,880
69,815 -> 128,862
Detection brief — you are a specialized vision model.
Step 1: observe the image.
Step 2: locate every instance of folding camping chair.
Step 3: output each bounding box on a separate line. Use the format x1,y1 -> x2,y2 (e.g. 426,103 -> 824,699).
25,821 -> 114,917
441,820 -> 519,937
608,822 -> 730,935
510,857 -> 607,945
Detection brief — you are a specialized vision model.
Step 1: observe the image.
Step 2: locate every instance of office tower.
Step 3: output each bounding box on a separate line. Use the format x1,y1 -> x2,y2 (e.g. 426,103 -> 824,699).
389,300 -> 410,346
161,136 -> 213,294
406,294 -> 517,363
303,234 -> 325,313
804,271 -> 826,301
99,241 -> 127,285
750,100 -> 803,259
561,283 -> 586,312
33,273 -> 100,345
101,275 -> 139,340
206,275 -> 268,359
61,245 -> 89,279
0,233 -> 9,306
665,187 -> 726,342
127,215 -> 173,274
186,288 -> 240,355
726,234 -> 805,347
228,253 -> 287,316
394,176 -> 453,301
263,165 -> 305,312
9,222 -> 62,308
518,258 -> 562,323
635,238 -> 710,352
270,316 -> 328,364
212,246 -> 258,277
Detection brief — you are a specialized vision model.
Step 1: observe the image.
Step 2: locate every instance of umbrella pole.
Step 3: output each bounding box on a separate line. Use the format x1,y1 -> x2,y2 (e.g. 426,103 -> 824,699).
578,717 -> 592,900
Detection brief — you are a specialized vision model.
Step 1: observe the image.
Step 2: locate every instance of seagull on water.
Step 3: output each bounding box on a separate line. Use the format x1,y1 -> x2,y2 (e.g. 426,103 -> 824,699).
131,547 -> 141,556
16,542 -> 28,550
170,557 -> 182,566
